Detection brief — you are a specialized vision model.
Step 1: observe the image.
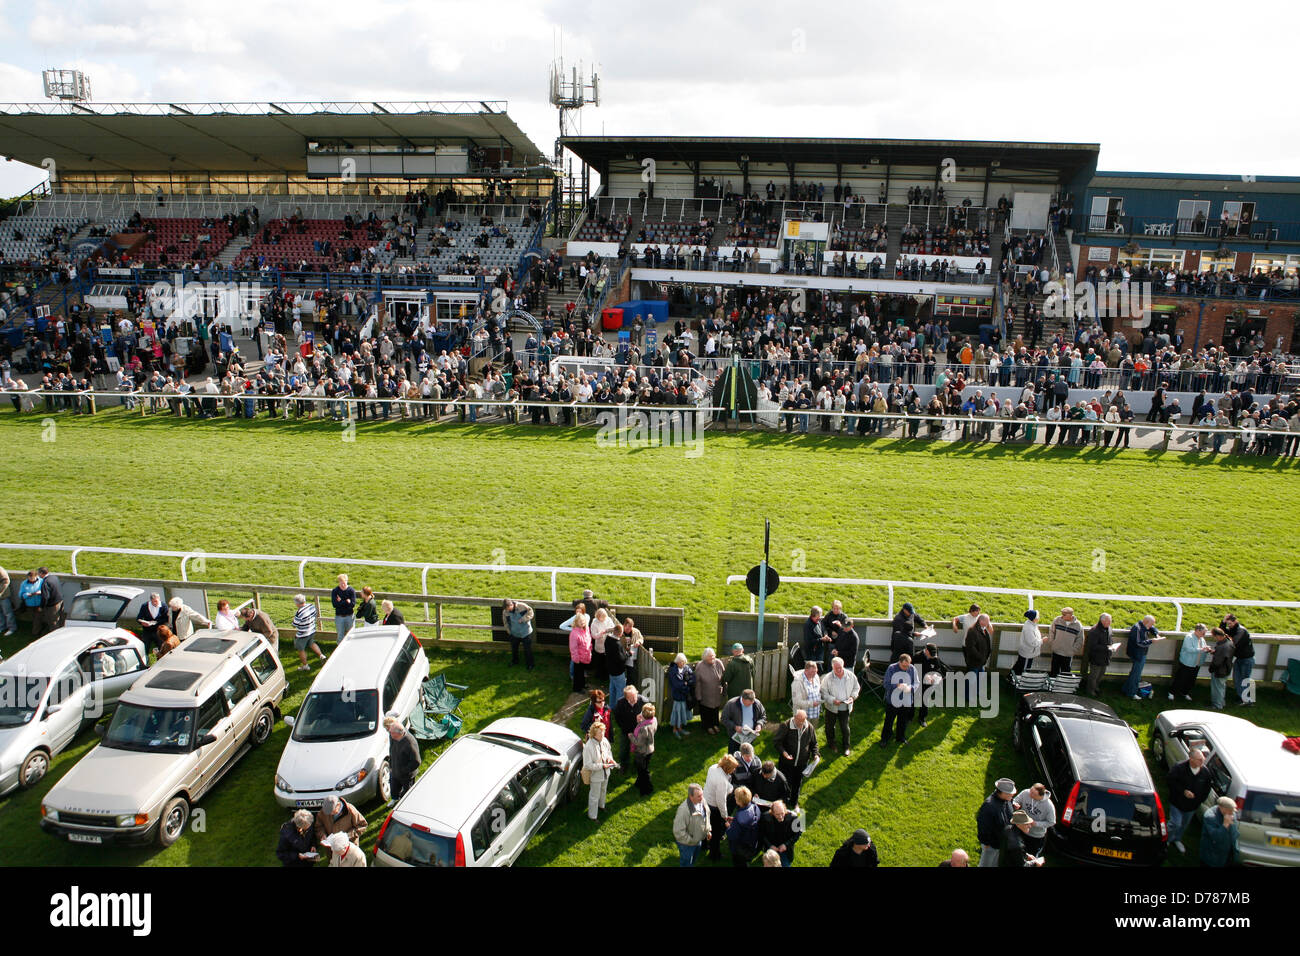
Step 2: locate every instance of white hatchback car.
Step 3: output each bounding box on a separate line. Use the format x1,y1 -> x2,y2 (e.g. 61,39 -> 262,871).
0,627 -> 147,796
372,717 -> 583,868
274,625 -> 427,809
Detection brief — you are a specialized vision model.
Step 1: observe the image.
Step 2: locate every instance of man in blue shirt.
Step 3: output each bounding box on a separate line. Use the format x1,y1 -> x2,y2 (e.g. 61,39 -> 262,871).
330,573 -> 357,643
1122,615 -> 1160,699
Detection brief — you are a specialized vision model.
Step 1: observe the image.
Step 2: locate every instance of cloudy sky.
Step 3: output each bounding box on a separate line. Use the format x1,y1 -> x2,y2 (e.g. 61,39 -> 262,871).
1,0 -> 1296,196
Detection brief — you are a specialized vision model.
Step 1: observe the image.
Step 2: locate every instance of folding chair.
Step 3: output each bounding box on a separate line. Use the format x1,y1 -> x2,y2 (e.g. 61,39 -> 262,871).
861,660 -> 888,702
408,672 -> 468,743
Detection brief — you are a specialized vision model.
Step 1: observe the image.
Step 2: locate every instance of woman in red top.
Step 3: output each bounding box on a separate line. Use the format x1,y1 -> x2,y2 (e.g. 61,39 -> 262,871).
581,689 -> 611,737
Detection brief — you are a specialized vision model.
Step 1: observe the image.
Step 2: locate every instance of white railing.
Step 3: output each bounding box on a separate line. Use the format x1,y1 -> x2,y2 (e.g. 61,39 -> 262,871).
0,543 -> 695,609
725,574 -> 1300,634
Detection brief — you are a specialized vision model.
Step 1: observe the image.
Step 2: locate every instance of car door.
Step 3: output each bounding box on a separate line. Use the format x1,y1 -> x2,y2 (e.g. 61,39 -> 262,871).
516,760 -> 557,843
43,662 -> 88,752
194,691 -> 234,797
86,646 -> 147,713
219,666 -> 260,743
1031,714 -> 1070,794
1203,753 -> 1235,812
480,776 -> 529,866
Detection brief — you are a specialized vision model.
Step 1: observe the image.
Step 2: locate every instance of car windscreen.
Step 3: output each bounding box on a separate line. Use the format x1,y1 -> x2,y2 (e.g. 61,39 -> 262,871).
0,675 -> 48,727
68,593 -> 128,623
102,703 -> 196,753
291,689 -> 379,742
1072,786 -> 1159,839
378,820 -> 456,867
1242,791 -> 1300,831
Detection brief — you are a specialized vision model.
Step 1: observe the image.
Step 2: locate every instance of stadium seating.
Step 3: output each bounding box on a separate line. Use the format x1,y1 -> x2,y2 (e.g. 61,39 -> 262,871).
122,217 -> 234,266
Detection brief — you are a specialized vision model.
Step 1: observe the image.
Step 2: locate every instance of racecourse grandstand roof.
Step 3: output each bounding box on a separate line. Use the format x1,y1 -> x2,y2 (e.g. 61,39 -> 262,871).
0,101 -> 549,174
562,135 -> 1100,176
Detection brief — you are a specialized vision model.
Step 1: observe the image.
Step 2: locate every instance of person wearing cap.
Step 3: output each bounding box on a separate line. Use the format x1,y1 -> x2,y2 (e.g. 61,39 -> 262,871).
1047,607 -> 1084,677
1121,615 -> 1160,699
831,617 -> 860,673
977,778 -> 1017,867
323,830 -> 366,867
1012,782 -> 1057,856
1199,796 -> 1240,867
829,828 -> 879,867
314,794 -> 367,853
915,643 -> 947,729
502,598 -> 535,671
821,655 -> 861,755
722,642 -> 754,696
291,593 -> 326,672
1000,810 -> 1043,867
721,689 -> 766,750
1015,609 -> 1042,675
1170,624 -> 1211,700
939,849 -> 970,867
880,653 -> 919,746
1083,613 -> 1114,696
168,596 -> 212,641
1167,748 -> 1213,854
889,602 -> 927,663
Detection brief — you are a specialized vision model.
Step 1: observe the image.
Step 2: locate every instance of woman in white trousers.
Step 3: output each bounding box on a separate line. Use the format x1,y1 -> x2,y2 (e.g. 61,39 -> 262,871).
582,720 -> 617,820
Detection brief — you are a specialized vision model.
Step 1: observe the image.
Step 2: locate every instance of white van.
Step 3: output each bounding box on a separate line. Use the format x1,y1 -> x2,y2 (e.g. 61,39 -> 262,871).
274,625 -> 427,809
0,627 -> 147,795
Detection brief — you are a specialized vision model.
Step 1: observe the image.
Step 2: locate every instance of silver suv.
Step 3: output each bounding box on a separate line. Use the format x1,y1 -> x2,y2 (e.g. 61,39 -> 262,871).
40,630 -> 286,847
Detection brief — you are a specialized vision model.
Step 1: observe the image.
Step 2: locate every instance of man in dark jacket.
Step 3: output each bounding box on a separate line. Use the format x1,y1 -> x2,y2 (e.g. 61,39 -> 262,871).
832,617 -> 860,672
758,801 -> 801,866
915,643 -> 947,728
1083,613 -> 1114,697
999,810 -> 1042,867
963,618 -> 992,673
890,603 -> 926,662
385,717 -> 421,801
752,760 -> 791,806
34,567 -> 64,637
802,606 -> 828,672
829,828 -> 878,867
976,778 -> 1017,867
773,710 -> 819,809
1222,614 -> 1255,705
822,600 -> 850,668
1167,748 -> 1213,854
276,810 -> 317,866
612,684 -> 647,773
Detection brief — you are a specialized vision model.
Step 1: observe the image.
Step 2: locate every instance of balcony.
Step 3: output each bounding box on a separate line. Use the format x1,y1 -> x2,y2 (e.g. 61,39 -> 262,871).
1073,214 -> 1296,246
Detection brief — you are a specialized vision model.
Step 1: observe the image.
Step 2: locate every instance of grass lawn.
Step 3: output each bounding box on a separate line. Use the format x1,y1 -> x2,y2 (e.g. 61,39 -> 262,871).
0,408 -> 1296,867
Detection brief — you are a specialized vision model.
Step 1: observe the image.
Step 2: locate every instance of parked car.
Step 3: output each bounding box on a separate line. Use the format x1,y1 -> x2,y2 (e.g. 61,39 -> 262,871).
64,586 -> 148,630
1012,692 -> 1167,866
1152,709 -> 1300,866
274,624 -> 427,810
39,630 -> 286,847
0,627 -> 147,796
373,717 -> 583,867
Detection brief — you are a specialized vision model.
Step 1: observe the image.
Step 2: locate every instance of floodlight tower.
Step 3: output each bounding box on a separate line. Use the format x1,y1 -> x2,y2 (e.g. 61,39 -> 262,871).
549,57 -> 599,235
42,69 -> 93,102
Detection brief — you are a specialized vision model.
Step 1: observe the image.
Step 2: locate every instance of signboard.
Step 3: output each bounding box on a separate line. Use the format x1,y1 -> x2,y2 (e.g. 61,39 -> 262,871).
783,220 -> 829,242
437,274 -> 479,284
97,267 -> 133,278
1088,247 -> 1113,262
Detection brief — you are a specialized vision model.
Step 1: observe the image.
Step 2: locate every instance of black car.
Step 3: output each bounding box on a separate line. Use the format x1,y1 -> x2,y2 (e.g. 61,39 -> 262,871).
1012,692 -> 1167,866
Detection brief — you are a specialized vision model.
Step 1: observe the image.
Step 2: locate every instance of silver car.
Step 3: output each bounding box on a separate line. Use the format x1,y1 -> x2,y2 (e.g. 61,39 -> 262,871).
1153,709 -> 1300,866
0,627 -> 147,795
373,717 -> 583,867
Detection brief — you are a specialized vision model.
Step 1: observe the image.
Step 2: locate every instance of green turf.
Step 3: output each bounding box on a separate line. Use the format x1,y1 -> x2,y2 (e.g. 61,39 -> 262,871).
0,408 -> 1296,867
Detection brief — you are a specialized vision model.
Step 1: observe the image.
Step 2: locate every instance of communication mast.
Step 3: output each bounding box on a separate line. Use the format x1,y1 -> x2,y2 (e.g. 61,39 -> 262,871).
548,56 -> 600,236
42,69 -> 93,102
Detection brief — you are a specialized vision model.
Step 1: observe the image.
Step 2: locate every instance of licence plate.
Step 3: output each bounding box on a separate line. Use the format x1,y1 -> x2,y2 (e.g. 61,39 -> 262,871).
294,800 -> 322,809
68,833 -> 103,845
1268,835 -> 1300,849
1091,845 -> 1133,860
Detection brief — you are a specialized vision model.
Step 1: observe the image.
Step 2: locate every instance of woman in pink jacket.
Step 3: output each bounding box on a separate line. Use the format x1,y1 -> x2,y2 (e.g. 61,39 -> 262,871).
569,611 -> 592,692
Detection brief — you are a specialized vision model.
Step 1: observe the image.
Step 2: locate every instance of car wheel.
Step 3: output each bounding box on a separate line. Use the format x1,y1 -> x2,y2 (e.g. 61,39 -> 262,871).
250,707 -> 275,746
375,760 -> 392,804
1011,718 -> 1023,752
1151,733 -> 1165,766
565,764 -> 582,803
19,750 -> 49,789
158,796 -> 189,848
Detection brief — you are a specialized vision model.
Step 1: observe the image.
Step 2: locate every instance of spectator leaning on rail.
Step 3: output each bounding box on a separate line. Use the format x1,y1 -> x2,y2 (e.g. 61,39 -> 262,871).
1121,615 -> 1160,699
1222,613 -> 1255,706
1170,624 -> 1211,701
168,596 -> 212,641
1046,607 -> 1084,677
502,598 -> 535,671
34,567 -> 64,637
240,604 -> 279,649
291,593 -> 327,672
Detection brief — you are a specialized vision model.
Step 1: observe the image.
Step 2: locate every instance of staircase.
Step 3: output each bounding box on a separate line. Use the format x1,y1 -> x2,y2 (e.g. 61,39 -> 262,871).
884,204 -> 908,271
1048,230 -> 1073,277
214,231 -> 250,268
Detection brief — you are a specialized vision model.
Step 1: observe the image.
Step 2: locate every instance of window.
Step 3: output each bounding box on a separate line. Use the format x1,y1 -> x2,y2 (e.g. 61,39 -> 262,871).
474,780 -> 526,857
48,662 -> 83,707
1089,196 -> 1124,232
516,760 -> 552,801
195,694 -> 227,739
1205,754 -> 1233,797
1221,201 -> 1256,237
1177,200 -> 1210,235
248,649 -> 279,684
382,637 -> 419,713
90,647 -> 144,680
1034,714 -> 1072,788
221,668 -> 256,708
67,592 -> 128,623
1118,248 -> 1183,270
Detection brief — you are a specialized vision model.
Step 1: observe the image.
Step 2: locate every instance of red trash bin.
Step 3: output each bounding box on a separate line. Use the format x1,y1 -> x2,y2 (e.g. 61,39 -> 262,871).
601,307 -> 624,331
